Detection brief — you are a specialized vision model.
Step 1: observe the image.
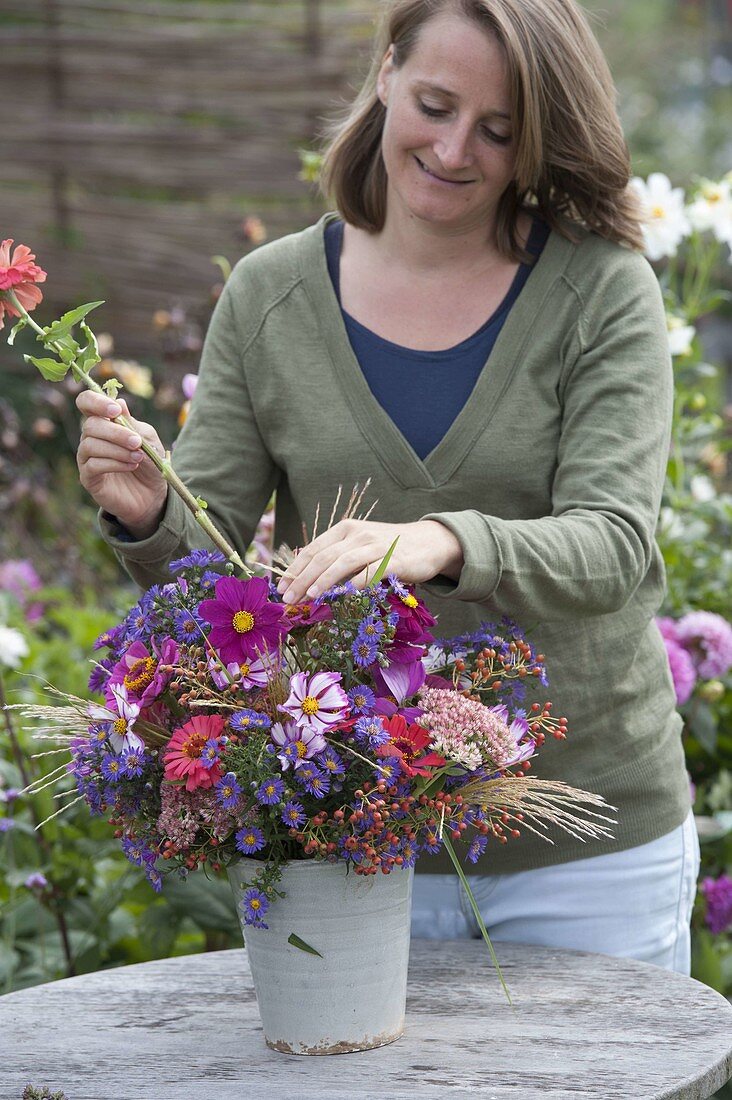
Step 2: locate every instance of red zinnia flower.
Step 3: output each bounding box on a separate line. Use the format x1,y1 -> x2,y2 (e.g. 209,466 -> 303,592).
163,714 -> 226,791
375,714 -> 447,778
199,575 -> 288,664
0,240 -> 47,330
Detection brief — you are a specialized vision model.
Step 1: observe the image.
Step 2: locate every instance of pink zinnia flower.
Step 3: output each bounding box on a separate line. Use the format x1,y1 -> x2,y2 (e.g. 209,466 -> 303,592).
675,611 -> 732,679
0,240 -> 47,330
279,670 -> 349,734
163,714 -> 226,792
662,636 -> 697,705
270,719 -> 327,771
199,575 -> 288,664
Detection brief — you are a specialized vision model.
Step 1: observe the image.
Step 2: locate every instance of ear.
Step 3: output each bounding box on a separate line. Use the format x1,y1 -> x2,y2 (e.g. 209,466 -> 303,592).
376,45 -> 395,107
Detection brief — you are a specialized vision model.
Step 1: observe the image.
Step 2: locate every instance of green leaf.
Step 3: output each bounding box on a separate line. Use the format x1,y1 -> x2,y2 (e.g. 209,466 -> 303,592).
7,317 -> 26,346
441,834 -> 513,1006
23,355 -> 70,382
43,301 -> 104,341
368,537 -> 399,587
287,931 -> 323,957
102,378 -> 123,400
77,321 -> 101,371
195,496 -> 208,510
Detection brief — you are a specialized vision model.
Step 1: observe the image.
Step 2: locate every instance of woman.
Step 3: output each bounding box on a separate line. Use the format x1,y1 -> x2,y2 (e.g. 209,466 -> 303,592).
76,0 -> 699,972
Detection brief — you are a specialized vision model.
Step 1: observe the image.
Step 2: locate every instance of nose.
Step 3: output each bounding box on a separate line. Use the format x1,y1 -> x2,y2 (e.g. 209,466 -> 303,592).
433,121 -> 475,173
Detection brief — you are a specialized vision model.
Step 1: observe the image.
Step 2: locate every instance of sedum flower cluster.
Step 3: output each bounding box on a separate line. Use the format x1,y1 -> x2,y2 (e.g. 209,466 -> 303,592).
57,551 -> 574,926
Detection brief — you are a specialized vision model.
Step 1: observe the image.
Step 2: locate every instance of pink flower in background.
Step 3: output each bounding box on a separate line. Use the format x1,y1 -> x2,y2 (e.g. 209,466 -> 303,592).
675,611 -> 732,679
701,874 -> 732,935
0,559 -> 44,622
0,240 -> 47,329
662,637 -> 697,705
181,373 -> 198,400
656,617 -> 680,645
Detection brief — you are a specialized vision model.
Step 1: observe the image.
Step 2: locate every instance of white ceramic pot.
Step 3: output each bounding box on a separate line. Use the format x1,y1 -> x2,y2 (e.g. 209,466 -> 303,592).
228,857 -> 414,1055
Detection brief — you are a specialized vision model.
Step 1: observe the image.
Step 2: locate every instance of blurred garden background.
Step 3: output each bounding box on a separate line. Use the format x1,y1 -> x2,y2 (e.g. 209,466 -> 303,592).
1,0 -> 731,1073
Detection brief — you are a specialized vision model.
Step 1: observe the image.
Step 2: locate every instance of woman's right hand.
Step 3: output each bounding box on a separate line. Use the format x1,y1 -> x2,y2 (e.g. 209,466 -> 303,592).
76,392 -> 168,538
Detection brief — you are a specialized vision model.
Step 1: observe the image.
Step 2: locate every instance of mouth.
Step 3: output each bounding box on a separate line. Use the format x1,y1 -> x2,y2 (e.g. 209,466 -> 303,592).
414,156 -> 474,186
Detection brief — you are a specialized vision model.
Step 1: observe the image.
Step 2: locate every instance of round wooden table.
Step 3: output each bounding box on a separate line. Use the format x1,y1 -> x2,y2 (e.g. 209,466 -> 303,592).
3,940 -> 731,1099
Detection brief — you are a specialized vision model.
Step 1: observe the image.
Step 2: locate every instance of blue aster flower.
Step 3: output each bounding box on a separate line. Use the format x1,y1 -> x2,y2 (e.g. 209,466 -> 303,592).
235,824 -> 266,855
241,887 -> 269,928
317,747 -> 345,777
200,739 -> 221,770
121,836 -> 147,866
88,659 -> 112,694
352,635 -> 378,668
357,616 -> 385,641
374,756 -> 402,785
421,828 -> 442,855
466,834 -> 489,864
169,549 -> 226,572
347,684 -> 375,715
121,748 -> 145,778
172,607 -> 206,644
399,836 -> 420,868
101,753 -> 124,783
199,569 -> 222,593
255,776 -> 285,805
298,765 -> 330,798
281,800 -> 306,828
230,709 -> 271,734
216,772 -> 242,809
354,715 -> 389,748
146,865 -> 163,892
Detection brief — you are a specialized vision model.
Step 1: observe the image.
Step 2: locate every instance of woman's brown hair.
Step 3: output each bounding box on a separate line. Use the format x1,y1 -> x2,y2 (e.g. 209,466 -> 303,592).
319,0 -> 644,259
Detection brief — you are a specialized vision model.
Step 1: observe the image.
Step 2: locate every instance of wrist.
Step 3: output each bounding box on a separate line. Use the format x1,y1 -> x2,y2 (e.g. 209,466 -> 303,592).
122,490 -> 168,541
419,521 -> 463,582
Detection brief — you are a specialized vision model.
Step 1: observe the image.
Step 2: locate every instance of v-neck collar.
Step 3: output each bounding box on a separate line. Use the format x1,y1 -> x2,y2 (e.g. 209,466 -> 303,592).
299,211 -> 574,490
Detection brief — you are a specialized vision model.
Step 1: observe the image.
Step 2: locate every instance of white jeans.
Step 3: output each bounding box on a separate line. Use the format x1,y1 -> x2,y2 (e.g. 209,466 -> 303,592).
411,810 -> 700,975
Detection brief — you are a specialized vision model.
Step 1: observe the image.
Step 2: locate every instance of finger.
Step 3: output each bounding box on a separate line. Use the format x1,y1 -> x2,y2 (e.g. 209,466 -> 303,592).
278,521 -> 358,590
81,416 -> 144,450
76,391 -> 124,419
283,545 -> 376,603
79,456 -> 142,476
78,438 -> 144,467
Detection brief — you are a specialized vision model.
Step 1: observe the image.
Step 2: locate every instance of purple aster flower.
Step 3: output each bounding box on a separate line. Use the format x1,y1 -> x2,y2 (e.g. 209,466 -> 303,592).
200,739 -> 221,770
230,709 -> 271,734
358,616 -> 385,641
255,776 -> 285,805
676,611 -> 732,679
279,670 -> 349,734
0,818 -> 16,832
281,800 -> 306,828
146,866 -> 163,892
352,635 -> 379,668
199,569 -> 223,593
172,607 -> 207,644
199,575 -> 288,664
663,637 -> 697,705
241,886 -> 269,928
270,719 -> 326,771
122,836 -> 147,866
235,824 -> 267,855
88,659 -> 113,694
169,549 -> 226,572
93,623 -> 126,652
347,685 -> 375,715
467,834 -> 489,864
317,746 -> 345,777
355,715 -> 390,748
101,753 -> 124,782
122,748 -> 145,778
374,756 -> 402,784
421,827 -> 442,855
701,874 -> 732,935
0,787 -> 20,804
216,772 -> 242,809
399,836 -> 420,868
24,871 -> 48,890
298,766 -> 331,798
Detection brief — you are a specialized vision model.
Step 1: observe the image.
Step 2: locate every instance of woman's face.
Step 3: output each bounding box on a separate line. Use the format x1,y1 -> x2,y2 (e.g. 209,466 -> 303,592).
376,11 -> 517,234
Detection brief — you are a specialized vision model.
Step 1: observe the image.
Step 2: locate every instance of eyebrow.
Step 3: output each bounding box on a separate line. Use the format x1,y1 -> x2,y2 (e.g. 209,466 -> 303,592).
414,81 -> 511,120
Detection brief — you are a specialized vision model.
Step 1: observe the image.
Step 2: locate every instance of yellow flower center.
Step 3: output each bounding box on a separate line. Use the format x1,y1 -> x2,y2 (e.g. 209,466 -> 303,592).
113,718 -> 128,736
240,663 -> 250,676
301,695 -> 319,716
250,897 -> 261,910
400,593 -> 418,608
124,656 -> 157,693
650,204 -> 666,220
232,610 -> 255,634
296,740 -> 308,758
181,731 -> 208,759
265,784 -> 275,796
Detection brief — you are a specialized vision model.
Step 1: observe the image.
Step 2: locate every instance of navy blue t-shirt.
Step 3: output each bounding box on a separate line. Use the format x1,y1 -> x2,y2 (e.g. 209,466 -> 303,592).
325,217 -> 549,460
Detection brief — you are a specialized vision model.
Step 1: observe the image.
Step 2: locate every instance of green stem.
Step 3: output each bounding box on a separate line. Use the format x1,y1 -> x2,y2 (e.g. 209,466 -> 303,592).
6,291 -> 250,576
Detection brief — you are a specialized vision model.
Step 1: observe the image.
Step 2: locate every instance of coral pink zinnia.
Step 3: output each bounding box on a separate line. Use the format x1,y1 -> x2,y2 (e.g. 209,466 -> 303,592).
0,240 -> 47,330
163,714 -> 226,792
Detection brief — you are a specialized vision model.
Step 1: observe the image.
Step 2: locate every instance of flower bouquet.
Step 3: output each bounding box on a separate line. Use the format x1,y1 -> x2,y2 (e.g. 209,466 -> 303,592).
3,240 -> 614,1054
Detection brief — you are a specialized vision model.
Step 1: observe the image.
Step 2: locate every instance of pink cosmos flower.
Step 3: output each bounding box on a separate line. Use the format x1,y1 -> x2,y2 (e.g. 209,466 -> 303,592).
105,637 -> 178,708
89,683 -> 144,753
270,719 -> 327,771
0,240 -> 47,330
199,575 -> 288,664
386,589 -> 437,663
675,611 -> 732,680
279,670 -> 349,734
163,714 -> 226,792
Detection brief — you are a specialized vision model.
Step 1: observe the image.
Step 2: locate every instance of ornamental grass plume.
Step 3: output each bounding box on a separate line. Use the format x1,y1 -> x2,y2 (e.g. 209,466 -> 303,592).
0,239 -> 46,329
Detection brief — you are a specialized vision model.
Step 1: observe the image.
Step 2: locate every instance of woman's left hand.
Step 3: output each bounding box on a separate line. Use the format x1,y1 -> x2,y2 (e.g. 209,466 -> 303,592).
276,519 -> 463,604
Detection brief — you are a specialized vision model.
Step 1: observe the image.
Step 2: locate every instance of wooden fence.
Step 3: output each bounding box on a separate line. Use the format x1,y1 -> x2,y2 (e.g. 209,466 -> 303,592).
0,0 -> 375,365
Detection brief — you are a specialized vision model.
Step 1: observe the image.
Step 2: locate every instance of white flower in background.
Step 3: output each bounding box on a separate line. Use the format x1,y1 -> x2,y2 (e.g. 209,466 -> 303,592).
666,312 -> 696,357
691,475 -> 716,503
686,178 -> 732,248
0,625 -> 29,669
630,173 -> 691,260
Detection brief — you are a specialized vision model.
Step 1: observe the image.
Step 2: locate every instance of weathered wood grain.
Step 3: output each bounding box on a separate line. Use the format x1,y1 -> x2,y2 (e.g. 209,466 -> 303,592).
2,940 -> 731,1099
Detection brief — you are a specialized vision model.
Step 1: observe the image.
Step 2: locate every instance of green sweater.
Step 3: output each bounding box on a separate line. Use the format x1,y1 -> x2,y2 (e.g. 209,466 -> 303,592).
101,211 -> 690,875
